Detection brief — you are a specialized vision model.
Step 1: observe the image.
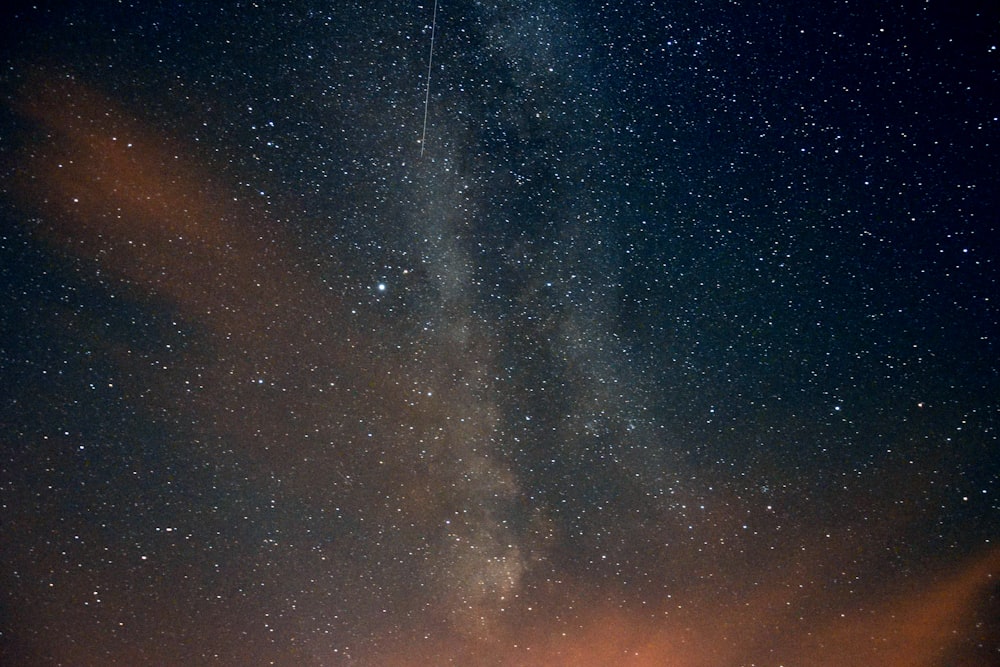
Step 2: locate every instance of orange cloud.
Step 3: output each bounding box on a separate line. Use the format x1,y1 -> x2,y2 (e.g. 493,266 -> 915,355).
12,69 -> 312,337
793,545 -> 1000,667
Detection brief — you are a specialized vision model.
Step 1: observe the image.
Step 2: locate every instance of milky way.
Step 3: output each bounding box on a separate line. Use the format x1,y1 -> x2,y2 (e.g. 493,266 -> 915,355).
1,1 -> 997,665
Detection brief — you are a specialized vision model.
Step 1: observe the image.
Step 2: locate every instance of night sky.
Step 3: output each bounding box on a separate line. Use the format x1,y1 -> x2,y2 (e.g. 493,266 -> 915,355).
1,1 -> 998,665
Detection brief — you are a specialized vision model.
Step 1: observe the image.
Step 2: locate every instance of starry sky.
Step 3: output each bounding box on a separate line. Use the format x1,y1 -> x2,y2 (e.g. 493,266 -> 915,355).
1,1 -> 998,665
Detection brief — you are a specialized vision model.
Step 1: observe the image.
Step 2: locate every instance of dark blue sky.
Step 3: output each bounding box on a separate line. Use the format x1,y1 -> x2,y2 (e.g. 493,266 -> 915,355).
1,1 -> 997,664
